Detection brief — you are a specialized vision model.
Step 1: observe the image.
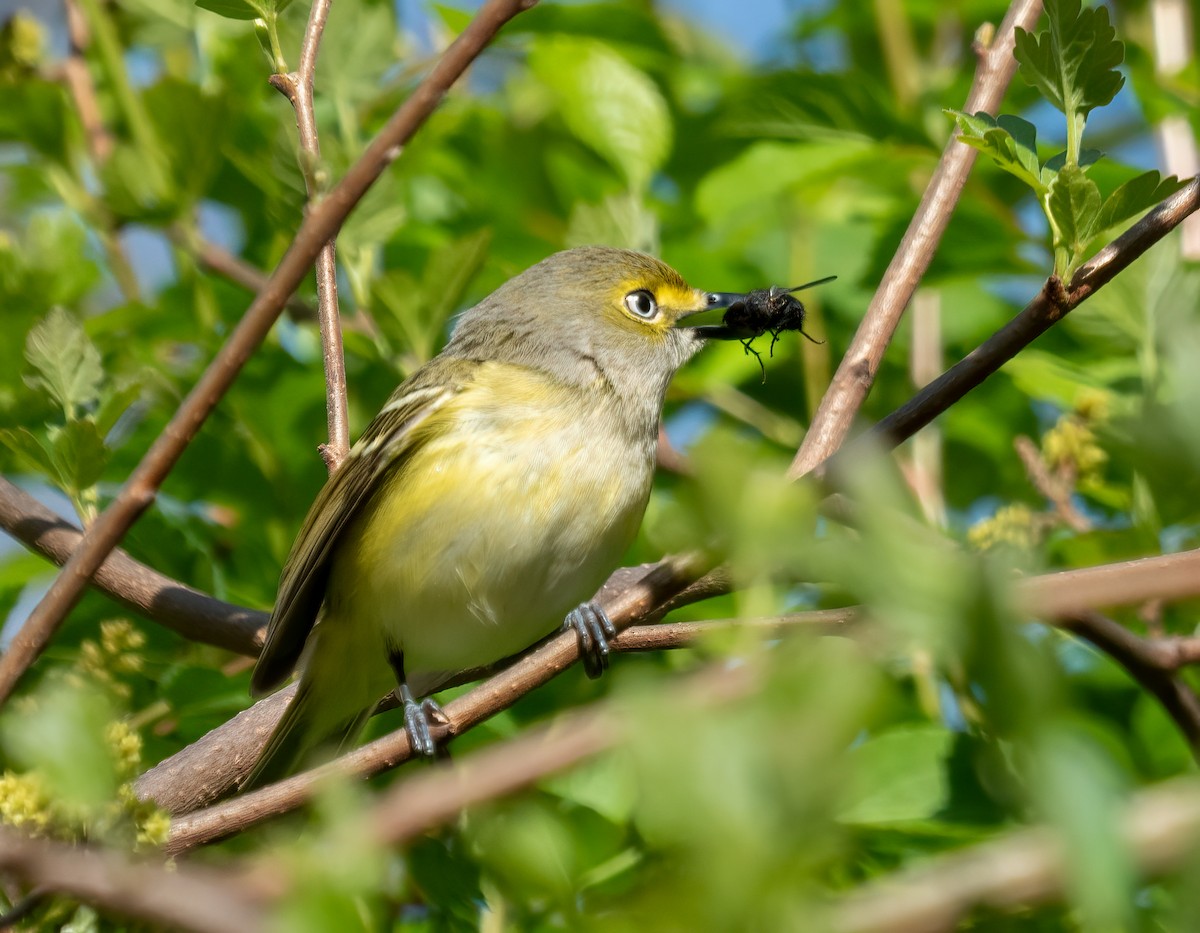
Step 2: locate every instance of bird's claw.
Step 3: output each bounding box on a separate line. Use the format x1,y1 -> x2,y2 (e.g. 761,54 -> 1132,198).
399,686 -> 447,759
563,601 -> 616,678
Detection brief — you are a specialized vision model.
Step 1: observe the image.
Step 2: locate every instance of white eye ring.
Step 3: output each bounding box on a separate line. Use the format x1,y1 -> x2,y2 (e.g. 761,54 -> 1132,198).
624,289 -> 658,320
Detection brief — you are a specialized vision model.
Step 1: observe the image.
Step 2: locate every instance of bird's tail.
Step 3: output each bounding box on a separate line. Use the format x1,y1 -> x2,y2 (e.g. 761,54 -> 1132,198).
240,680 -> 372,792
241,618 -> 393,792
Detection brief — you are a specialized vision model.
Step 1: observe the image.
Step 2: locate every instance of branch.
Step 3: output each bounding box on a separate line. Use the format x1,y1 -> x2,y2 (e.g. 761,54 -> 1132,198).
788,0 -> 1045,479
0,478 -> 265,656
864,178 -> 1200,448
1017,548 -> 1200,619
0,827 -> 268,933
268,0 -> 349,471
832,778 -> 1200,933
160,553 -> 706,853
1057,611 -> 1200,754
59,0 -> 112,163
148,542 -> 1200,846
0,0 -> 537,706
362,660 -> 754,848
133,605 -> 853,816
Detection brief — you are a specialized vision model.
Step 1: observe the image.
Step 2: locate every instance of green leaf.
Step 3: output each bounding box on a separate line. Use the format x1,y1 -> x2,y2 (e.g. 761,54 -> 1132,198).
95,378 -> 145,437
529,36 -> 672,190
695,138 -> 872,224
23,308 -> 104,418
194,0 -> 262,20
1,680 -> 119,812
950,110 -> 1045,193
1094,171 -> 1185,234
838,725 -> 954,824
49,418 -> 109,492
420,230 -> 493,325
0,426 -> 57,478
1047,163 -> 1102,267
1013,0 -> 1125,119
431,3 -> 472,34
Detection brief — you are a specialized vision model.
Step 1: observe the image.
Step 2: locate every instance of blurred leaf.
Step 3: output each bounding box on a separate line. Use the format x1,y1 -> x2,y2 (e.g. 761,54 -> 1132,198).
1,680 -> 119,812
23,308 -> 104,419
529,36 -> 672,190
49,418 -> 109,492
695,139 -> 872,225
194,0 -> 262,20
0,426 -> 58,478
839,725 -> 954,824
0,80 -> 70,162
1032,723 -> 1134,928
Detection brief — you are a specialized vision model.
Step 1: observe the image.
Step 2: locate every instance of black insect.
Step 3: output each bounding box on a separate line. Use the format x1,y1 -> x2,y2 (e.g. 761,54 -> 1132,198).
700,276 -> 836,379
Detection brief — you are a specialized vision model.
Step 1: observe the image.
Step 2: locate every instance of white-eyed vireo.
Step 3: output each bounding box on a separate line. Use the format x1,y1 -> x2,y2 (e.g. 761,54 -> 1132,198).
244,246 -> 754,789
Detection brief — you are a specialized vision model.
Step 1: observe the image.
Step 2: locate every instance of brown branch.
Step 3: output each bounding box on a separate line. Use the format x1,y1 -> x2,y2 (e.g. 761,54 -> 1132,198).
60,0 -> 113,163
0,827 -> 268,933
133,605 -> 852,816
865,178 -> 1200,449
150,544 -> 1200,843
788,0 -> 1045,479
362,660 -> 754,848
833,777 -> 1200,933
268,0 -> 349,471
0,478 -> 265,656
1057,611 -> 1200,754
160,553 -> 705,854
1017,549 -> 1200,619
0,0 -> 538,706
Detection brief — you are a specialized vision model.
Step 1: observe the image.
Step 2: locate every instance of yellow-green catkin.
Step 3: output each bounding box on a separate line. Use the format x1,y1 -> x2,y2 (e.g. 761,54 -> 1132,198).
968,503 -> 1041,552
72,619 -> 146,699
1,629 -> 168,848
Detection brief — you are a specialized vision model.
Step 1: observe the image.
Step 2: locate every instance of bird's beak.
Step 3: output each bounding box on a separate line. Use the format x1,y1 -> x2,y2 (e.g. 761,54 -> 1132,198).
674,291 -> 752,340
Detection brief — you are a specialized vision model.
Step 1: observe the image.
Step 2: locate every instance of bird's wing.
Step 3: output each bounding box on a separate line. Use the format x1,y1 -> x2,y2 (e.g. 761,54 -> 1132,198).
251,360 -> 470,695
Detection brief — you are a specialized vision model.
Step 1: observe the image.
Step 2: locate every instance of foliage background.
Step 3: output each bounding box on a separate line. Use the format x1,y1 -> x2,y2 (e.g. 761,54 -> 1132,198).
1,0 -> 1199,928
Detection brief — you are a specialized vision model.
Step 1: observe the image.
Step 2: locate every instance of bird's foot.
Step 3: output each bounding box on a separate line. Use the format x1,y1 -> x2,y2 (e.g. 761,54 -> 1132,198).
399,684 -> 448,759
563,600 -> 616,679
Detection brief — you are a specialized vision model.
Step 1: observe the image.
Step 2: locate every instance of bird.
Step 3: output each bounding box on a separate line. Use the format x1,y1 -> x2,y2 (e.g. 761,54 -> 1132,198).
242,246 -> 753,789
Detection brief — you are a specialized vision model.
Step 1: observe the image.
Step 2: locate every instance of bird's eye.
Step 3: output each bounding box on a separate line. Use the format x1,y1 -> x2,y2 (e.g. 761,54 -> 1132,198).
624,289 -> 658,320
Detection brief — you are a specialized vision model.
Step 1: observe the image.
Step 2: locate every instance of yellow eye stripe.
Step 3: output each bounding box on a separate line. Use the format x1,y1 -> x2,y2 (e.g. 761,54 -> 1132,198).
614,279 -> 706,317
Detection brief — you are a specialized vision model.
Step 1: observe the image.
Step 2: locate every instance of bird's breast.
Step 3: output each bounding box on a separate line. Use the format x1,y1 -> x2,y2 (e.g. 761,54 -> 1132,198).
328,365 -> 658,674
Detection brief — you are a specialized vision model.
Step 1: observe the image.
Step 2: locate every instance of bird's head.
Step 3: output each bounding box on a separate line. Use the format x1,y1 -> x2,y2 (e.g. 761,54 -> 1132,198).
447,246 -> 743,398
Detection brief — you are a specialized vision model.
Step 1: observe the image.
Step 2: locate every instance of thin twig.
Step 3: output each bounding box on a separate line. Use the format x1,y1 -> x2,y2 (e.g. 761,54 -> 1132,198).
133,607 -> 853,816
833,777 -> 1200,933
60,0 -> 112,163
0,0 -> 537,706
268,0 -> 349,471
860,178 -> 1200,453
1020,549 -> 1200,623
789,0 -> 1044,479
0,827 -> 267,933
